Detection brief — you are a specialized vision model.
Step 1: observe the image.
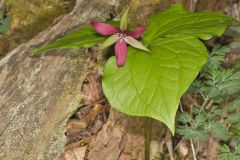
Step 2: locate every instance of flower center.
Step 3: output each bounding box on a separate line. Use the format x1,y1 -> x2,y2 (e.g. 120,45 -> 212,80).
118,33 -> 127,40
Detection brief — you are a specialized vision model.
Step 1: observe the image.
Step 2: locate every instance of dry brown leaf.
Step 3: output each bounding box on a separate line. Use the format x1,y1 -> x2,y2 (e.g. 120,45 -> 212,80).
81,73 -> 104,105
65,146 -> 88,160
66,104 -> 109,144
181,93 -> 201,112
84,104 -> 108,124
206,136 -> 220,160
67,119 -> 87,130
177,140 -> 189,159
164,129 -> 175,160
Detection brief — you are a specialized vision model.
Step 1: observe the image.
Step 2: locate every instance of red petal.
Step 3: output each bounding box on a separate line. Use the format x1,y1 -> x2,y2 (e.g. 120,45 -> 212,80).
126,26 -> 146,38
115,39 -> 127,67
91,22 -> 120,36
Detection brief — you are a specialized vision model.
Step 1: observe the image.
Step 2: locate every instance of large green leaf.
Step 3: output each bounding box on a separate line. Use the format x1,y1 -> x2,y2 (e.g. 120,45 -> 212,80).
32,25 -> 105,54
144,4 -> 238,44
103,4 -> 237,133
103,37 -> 207,132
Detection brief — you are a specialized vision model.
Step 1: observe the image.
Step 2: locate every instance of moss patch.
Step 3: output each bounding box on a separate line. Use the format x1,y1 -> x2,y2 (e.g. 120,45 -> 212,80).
0,0 -> 75,53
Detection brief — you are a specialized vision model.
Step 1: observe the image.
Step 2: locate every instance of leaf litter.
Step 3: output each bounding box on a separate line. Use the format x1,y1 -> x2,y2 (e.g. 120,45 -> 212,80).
64,48 -> 110,160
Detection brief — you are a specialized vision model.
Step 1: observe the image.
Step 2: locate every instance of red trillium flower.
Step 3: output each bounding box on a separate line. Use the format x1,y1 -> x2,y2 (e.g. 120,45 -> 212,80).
91,8 -> 150,67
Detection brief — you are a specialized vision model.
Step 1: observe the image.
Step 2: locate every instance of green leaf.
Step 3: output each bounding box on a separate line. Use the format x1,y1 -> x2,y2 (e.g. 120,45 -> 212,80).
125,36 -> 150,52
177,125 -> 209,140
208,44 -> 230,69
223,99 -> 240,113
0,16 -> 11,33
103,37 -> 208,133
32,24 -> 105,54
218,144 -> 240,160
102,4 -> 236,134
0,11 -> 3,19
143,4 -> 237,44
99,34 -> 118,50
201,68 -> 240,100
209,121 -> 228,140
176,112 -> 191,123
120,7 -> 129,31
226,112 -> 240,124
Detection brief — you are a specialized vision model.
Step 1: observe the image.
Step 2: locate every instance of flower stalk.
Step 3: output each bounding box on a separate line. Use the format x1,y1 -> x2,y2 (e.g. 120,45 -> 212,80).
145,117 -> 152,160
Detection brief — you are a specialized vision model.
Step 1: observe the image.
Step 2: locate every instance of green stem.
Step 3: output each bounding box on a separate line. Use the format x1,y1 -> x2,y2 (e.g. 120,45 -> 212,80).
145,117 -> 153,160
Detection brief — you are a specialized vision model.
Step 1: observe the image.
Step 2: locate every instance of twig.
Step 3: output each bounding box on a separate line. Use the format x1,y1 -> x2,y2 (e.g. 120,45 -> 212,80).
190,0 -> 199,12
79,98 -> 107,109
200,96 -> 209,112
179,100 -> 184,112
174,139 -> 184,151
190,139 -> 197,160
165,129 -> 175,160
205,99 -> 214,110
0,0 -> 5,10
196,140 -> 200,155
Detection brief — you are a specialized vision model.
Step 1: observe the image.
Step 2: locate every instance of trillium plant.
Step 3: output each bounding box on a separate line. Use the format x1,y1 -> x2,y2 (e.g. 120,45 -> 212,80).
91,8 -> 149,67
33,4 -> 238,136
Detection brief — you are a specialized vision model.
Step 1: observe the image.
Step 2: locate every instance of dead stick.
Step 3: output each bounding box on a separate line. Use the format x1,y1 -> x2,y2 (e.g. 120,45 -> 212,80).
190,0 -> 199,12
190,139 -> 197,160
165,129 -> 175,160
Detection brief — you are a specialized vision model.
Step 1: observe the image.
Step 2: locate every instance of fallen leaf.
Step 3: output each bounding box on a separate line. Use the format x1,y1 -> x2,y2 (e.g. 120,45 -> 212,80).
65,146 -> 88,160
81,73 -> 104,105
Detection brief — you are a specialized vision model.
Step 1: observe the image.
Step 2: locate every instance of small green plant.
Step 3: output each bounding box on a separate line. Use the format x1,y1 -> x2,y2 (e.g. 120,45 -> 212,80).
0,10 -> 11,33
192,45 -> 240,102
177,44 -> 240,140
176,43 -> 240,159
176,107 -> 228,140
218,144 -> 240,160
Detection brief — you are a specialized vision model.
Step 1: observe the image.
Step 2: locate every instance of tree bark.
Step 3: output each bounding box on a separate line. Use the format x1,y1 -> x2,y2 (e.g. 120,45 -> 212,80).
0,0 -> 234,160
